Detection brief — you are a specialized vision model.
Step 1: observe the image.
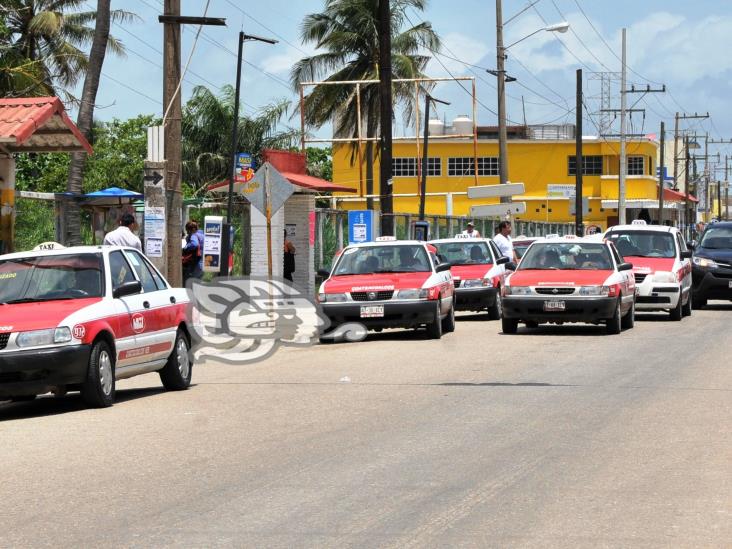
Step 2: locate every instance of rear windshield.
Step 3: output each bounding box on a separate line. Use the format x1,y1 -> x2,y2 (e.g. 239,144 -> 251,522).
432,241 -> 492,265
333,245 -> 431,275
519,243 -> 613,270
0,253 -> 104,304
605,230 -> 676,258
699,225 -> 732,249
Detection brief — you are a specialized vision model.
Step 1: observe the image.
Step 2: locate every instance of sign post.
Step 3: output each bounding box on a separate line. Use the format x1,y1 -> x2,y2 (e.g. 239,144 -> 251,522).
348,210 -> 375,244
143,160 -> 166,273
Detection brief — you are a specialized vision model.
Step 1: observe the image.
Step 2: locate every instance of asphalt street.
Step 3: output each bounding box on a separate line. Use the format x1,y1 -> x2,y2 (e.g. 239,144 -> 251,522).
1,304 -> 731,548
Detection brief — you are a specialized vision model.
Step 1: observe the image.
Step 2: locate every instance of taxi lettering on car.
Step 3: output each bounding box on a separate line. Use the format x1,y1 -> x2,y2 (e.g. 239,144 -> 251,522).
501,235 -> 636,334
604,220 -> 693,320
430,235 -> 509,319
0,244 -> 193,407
318,237 -> 455,339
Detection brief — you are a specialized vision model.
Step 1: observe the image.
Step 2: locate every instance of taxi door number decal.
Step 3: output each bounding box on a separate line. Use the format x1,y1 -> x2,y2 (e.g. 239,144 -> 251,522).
132,313 -> 146,334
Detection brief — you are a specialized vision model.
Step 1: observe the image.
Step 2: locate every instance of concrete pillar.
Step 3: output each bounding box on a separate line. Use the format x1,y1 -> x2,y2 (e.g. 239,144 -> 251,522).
0,157 -> 16,254
250,205 -> 284,279
283,193 -> 315,295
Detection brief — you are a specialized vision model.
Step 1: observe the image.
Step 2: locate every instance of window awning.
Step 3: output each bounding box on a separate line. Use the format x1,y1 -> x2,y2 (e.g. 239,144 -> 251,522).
0,97 -> 92,154
662,187 -> 698,203
208,172 -> 356,194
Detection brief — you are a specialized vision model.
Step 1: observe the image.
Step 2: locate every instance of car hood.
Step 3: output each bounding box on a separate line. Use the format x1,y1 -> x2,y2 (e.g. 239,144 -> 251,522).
509,269 -> 614,286
324,272 -> 434,292
694,246 -> 732,265
623,256 -> 675,274
450,264 -> 492,279
0,298 -> 102,332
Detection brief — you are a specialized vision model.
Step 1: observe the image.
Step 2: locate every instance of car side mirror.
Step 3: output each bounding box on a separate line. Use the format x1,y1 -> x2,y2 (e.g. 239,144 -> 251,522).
317,268 -> 331,278
618,262 -> 633,272
680,250 -> 692,259
496,256 -> 510,265
113,280 -> 142,299
687,240 -> 697,250
505,262 -> 517,271
436,262 -> 452,273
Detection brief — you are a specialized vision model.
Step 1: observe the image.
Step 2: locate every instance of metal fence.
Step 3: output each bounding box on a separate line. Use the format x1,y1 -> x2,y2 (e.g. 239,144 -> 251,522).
314,209 -> 575,270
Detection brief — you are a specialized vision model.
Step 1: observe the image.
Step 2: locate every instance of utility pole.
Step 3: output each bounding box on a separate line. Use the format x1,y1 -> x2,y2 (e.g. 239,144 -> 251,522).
575,68 -> 583,236
496,0 -> 508,192
684,136 -> 691,235
705,138 -> 732,221
673,112 -> 679,189
419,94 -> 450,221
658,121 -> 665,224
378,0 -> 394,236
618,28 -> 627,224
726,155 -> 729,221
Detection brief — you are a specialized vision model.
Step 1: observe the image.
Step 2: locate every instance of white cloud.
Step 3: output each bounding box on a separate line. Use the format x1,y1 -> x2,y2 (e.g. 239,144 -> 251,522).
260,45 -> 315,76
426,32 -> 490,77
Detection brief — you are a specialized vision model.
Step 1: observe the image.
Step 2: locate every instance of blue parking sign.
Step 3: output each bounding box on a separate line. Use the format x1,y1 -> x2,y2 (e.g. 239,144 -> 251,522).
348,210 -> 375,244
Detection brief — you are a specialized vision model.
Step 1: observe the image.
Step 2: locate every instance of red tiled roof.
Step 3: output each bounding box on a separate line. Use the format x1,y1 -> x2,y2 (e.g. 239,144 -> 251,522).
280,171 -> 356,193
663,186 -> 698,203
0,97 -> 92,154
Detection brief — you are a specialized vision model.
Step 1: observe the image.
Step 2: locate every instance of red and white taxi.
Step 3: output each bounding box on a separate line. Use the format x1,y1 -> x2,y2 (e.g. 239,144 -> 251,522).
317,238 -> 454,339
430,236 -> 509,319
604,221 -> 692,320
501,236 -> 635,334
0,244 -> 191,407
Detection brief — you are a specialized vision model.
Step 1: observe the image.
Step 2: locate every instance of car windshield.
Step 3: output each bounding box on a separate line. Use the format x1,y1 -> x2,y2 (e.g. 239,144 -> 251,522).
0,253 -> 104,304
605,231 -> 676,258
432,241 -> 492,265
333,244 -> 431,275
514,243 -> 533,259
518,242 -> 613,270
699,225 -> 732,249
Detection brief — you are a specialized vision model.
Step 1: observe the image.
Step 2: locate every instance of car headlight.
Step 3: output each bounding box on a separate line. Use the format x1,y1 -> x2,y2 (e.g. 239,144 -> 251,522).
652,271 -> 676,283
462,278 -> 489,288
16,327 -> 72,348
318,292 -> 347,303
397,288 -> 429,300
505,286 -> 531,295
693,257 -> 718,269
578,286 -> 610,296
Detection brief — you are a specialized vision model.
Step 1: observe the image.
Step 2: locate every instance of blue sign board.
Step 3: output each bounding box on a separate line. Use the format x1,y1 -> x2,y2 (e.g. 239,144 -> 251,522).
348,210 -> 375,244
655,166 -> 673,181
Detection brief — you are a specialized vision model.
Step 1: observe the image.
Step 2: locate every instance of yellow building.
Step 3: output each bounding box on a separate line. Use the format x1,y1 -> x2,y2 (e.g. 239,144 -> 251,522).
332,126 -> 661,231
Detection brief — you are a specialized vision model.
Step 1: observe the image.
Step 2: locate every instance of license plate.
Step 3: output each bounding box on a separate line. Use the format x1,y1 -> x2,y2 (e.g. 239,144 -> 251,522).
543,300 -> 566,311
360,305 -> 384,318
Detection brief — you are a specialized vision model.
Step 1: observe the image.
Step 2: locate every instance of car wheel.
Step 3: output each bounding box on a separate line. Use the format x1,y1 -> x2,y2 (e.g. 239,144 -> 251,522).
524,320 -> 539,329
682,291 -> 692,317
159,329 -> 193,391
502,317 -> 518,334
692,293 -> 706,310
621,299 -> 635,330
488,293 -> 502,320
669,294 -> 683,321
81,340 -> 115,408
441,302 -> 456,333
426,301 -> 443,340
605,298 -> 622,335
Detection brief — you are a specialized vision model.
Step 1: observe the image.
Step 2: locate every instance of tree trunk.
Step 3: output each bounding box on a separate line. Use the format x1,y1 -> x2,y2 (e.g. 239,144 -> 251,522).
64,0 -> 111,245
365,141 -> 374,210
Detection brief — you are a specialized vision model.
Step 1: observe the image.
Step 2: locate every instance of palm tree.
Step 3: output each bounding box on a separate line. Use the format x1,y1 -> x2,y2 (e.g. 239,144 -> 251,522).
291,0 -> 440,208
181,85 -> 300,197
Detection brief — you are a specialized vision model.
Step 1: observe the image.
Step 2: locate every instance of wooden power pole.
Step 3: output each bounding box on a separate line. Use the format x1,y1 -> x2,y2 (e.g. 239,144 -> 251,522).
378,0 -> 394,236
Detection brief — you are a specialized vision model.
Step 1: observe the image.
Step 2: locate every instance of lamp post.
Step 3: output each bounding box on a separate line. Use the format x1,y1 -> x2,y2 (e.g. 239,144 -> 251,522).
496,0 -> 568,190
419,94 -> 450,221
220,31 -> 277,278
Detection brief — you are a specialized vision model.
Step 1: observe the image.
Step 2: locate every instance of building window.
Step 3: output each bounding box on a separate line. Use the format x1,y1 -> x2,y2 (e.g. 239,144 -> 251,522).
426,157 -> 441,176
448,157 -> 498,176
628,155 -> 644,176
392,157 -> 416,177
568,155 -> 603,176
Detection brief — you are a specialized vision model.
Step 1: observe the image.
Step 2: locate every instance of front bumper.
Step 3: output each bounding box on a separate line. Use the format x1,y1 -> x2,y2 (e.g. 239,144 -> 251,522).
634,280 -> 682,310
454,286 -> 498,311
502,296 -> 617,323
321,300 -> 437,329
692,266 -> 732,301
0,345 -> 91,398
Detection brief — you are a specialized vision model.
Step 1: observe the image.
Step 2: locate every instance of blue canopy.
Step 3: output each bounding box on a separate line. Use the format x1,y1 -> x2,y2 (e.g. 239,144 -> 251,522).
80,186 -> 143,206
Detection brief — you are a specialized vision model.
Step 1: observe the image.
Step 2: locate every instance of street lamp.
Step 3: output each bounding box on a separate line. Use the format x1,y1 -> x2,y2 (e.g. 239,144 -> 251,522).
220,31 -> 278,278
419,94 -> 451,221
496,0 -> 568,190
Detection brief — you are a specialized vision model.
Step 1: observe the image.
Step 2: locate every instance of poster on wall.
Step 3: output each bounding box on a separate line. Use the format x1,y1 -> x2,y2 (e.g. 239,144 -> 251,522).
145,237 -> 164,257
285,224 -> 296,238
203,215 -> 223,271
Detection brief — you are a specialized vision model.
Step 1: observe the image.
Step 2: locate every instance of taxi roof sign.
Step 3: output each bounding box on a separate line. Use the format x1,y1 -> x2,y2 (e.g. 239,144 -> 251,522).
631,219 -> 647,225
33,241 -> 66,251
375,236 -> 397,241
454,233 -> 474,239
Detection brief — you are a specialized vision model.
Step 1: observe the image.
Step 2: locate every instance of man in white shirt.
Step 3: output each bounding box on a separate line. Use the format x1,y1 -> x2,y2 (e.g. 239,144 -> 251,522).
103,213 -> 142,251
461,222 -> 481,238
493,220 -> 516,261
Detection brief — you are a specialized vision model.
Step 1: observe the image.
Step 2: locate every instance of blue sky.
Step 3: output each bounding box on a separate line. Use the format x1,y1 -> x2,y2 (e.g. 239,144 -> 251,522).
90,0 -> 732,158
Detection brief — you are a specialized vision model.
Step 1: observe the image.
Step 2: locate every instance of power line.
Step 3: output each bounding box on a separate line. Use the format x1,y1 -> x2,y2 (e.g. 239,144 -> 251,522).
549,0 -> 613,72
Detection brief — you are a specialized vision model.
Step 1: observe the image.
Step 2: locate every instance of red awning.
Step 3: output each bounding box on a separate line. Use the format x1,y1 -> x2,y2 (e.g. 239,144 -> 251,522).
208,171 -> 356,194
0,97 -> 92,154
663,187 -> 698,203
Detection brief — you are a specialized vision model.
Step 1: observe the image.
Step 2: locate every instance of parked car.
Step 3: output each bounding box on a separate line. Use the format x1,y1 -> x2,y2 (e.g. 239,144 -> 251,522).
512,236 -> 543,260
0,244 -> 192,407
501,236 -> 635,334
690,221 -> 732,308
317,238 -> 454,339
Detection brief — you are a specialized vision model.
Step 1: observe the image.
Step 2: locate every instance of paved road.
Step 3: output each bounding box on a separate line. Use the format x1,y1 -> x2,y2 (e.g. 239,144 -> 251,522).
1,304 -> 731,548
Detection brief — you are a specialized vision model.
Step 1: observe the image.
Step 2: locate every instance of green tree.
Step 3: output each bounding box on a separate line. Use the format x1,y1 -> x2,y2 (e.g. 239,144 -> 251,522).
306,146 -> 333,181
291,0 -> 439,207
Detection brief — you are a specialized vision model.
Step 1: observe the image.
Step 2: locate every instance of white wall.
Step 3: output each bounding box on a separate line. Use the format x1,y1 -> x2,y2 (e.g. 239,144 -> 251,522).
0,156 -> 16,254
250,206 -> 284,278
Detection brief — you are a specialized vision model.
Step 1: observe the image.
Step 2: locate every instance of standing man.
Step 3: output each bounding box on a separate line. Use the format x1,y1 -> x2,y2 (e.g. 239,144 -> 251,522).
103,213 -> 142,251
283,228 -> 296,282
182,221 -> 204,282
493,220 -> 516,261
461,222 -> 481,238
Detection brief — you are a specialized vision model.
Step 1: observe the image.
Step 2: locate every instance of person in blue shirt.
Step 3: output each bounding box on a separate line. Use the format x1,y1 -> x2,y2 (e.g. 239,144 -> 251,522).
183,220 -> 204,282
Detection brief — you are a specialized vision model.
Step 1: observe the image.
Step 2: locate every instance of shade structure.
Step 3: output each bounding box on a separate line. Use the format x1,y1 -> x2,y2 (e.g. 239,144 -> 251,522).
80,186 -> 143,206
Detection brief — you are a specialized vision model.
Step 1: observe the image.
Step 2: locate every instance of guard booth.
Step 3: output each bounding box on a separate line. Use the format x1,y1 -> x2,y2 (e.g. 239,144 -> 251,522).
0,97 -> 92,254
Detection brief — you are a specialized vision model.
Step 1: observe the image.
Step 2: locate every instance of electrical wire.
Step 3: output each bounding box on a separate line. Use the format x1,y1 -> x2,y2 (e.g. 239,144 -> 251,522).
549,0 -> 613,72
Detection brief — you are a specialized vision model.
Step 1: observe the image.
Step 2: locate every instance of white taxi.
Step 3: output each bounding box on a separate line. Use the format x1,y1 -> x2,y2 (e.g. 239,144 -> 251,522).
0,244 -> 191,407
317,238 -> 454,339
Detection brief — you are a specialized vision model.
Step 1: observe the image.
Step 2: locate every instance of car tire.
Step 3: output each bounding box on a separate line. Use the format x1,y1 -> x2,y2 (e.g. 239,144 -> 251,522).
502,317 -> 518,334
81,340 -> 115,408
606,298 -> 622,335
669,294 -> 683,321
488,293 -> 502,320
426,301 -> 443,340
682,291 -> 692,317
159,329 -> 193,391
692,294 -> 706,310
621,300 -> 635,330
441,302 -> 456,333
